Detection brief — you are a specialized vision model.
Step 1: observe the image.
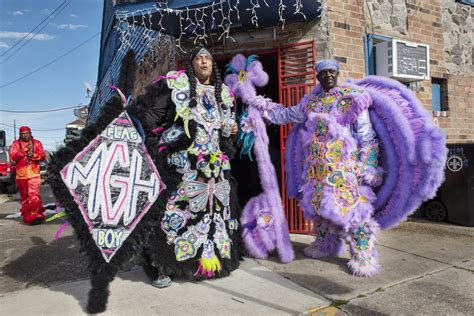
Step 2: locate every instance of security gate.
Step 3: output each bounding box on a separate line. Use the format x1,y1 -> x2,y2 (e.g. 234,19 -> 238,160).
277,40 -> 316,234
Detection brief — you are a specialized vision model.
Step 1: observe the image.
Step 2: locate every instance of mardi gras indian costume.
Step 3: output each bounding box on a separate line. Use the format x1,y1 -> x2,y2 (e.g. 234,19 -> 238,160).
227,56 -> 446,277
47,48 -> 241,314
48,51 -> 166,313
131,47 -> 242,282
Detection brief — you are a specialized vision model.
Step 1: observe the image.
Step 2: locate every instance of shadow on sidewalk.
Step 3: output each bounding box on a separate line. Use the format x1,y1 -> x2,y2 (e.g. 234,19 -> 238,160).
2,235 -> 90,291
249,241 -> 354,295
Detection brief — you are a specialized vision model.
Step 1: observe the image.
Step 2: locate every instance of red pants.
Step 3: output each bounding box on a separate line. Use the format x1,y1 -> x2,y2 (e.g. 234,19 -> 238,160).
17,177 -> 45,224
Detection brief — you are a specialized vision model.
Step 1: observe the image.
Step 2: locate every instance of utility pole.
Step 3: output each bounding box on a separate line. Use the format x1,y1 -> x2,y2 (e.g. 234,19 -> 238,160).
13,119 -> 16,140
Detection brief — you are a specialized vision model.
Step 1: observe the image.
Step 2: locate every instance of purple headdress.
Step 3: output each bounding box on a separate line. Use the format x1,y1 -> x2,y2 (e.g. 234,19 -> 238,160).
225,54 -> 294,263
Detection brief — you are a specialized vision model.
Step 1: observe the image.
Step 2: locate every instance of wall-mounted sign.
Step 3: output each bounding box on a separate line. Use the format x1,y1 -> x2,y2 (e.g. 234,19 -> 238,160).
376,39 -> 430,81
447,148 -> 469,173
395,41 -> 429,78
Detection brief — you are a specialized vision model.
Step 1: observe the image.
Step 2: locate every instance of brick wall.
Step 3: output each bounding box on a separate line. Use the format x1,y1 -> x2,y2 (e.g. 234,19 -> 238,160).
206,18 -> 326,57
326,0 -> 474,143
194,1 -> 474,142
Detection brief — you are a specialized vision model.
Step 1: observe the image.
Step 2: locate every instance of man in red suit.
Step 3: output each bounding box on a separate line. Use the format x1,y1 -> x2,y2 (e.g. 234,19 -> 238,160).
9,126 -> 46,225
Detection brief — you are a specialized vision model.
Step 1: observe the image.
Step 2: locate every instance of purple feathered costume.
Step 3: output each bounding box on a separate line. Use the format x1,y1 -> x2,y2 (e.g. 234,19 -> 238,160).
225,54 -> 295,263
229,56 -> 447,277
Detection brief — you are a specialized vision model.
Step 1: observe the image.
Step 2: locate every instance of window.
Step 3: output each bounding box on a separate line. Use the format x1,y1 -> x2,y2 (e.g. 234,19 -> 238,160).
364,34 -> 392,75
456,0 -> 474,7
431,78 -> 448,111
0,151 -> 8,163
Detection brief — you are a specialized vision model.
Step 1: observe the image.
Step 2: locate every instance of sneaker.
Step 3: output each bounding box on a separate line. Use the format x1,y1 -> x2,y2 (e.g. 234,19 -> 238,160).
152,276 -> 172,288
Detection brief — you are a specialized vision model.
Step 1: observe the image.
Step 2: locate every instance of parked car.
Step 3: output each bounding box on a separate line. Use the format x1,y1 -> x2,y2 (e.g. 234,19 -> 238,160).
0,148 -> 17,194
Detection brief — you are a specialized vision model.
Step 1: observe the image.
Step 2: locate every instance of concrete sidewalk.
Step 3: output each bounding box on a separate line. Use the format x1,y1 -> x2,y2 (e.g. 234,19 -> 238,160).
1,186 -> 473,315
0,259 -> 329,315
258,221 -> 474,315
0,187 -> 330,315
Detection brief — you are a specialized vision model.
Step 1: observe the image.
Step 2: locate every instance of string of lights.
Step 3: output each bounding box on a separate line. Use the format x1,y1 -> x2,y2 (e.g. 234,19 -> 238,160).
113,0 -> 310,52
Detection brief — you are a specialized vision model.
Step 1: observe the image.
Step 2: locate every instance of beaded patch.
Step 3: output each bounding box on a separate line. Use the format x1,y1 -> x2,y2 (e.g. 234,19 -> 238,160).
212,214 -> 231,259
174,214 -> 211,261
60,112 -> 165,263
161,208 -> 190,240
352,223 -> 370,251
185,178 -> 231,213
168,150 -> 188,168
305,118 -> 366,217
306,85 -> 361,116
159,124 -> 184,144
256,210 -> 274,230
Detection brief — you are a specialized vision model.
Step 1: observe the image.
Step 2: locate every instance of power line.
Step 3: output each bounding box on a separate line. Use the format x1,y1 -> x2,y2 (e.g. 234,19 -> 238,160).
0,32 -> 100,89
0,122 -> 65,131
0,0 -> 69,57
0,105 -> 81,113
0,0 -> 71,63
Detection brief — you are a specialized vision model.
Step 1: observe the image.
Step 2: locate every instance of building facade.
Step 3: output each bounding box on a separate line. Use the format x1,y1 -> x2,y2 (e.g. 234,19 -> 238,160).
90,0 -> 473,232
325,0 -> 473,144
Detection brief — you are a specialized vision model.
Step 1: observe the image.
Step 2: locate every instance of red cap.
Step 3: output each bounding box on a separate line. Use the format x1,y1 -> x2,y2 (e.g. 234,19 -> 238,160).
19,126 -> 31,133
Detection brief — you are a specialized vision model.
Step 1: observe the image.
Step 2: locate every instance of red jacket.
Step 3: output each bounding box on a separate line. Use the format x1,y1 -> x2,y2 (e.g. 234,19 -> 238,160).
10,138 -> 45,180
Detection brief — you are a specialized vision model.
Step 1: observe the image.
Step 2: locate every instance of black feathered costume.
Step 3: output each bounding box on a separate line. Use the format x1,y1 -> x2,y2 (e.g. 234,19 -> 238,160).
48,50 -> 165,314
132,48 -> 242,280
47,48 -> 242,314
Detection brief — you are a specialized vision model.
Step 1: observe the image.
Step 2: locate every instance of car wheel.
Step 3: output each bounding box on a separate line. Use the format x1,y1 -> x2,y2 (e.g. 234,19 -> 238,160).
425,200 -> 447,222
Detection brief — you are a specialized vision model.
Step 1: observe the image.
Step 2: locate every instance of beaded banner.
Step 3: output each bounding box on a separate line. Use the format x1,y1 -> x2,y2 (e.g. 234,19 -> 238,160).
60,111 -> 165,263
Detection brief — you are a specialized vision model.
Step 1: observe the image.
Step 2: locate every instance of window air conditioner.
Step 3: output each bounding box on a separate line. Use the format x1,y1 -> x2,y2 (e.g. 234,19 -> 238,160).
375,39 -> 430,81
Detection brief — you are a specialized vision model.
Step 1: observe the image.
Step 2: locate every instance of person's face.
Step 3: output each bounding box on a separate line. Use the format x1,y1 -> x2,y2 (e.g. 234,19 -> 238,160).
192,53 -> 213,84
316,68 -> 339,90
20,131 -> 31,142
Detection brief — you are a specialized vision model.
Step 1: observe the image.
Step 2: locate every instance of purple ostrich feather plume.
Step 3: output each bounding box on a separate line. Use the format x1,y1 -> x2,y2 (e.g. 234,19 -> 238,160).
225,54 -> 269,103
355,76 -> 447,229
225,55 -> 294,263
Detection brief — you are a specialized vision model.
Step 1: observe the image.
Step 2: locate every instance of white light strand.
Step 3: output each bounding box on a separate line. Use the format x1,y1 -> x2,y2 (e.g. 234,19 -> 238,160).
247,0 -> 261,28
234,0 -> 241,21
278,0 -> 287,29
293,0 -> 307,19
319,0 -> 329,40
113,0 -> 310,50
192,9 -> 200,44
198,8 -> 209,44
176,10 -> 185,52
217,0 -> 234,42
226,0 -> 235,42
210,1 -> 217,29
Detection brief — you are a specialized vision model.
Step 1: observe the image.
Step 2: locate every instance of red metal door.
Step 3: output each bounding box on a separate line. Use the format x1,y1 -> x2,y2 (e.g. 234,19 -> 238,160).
278,40 -> 316,234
